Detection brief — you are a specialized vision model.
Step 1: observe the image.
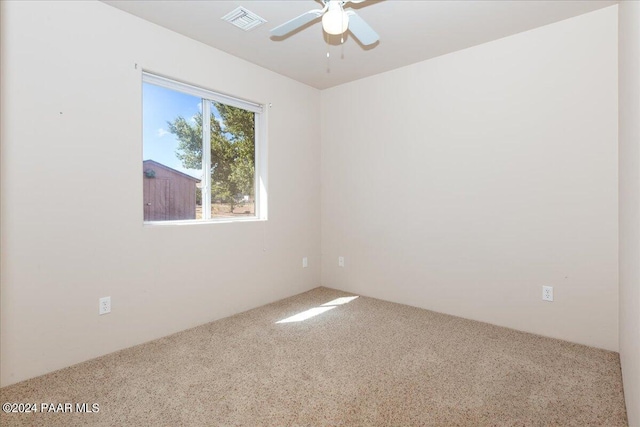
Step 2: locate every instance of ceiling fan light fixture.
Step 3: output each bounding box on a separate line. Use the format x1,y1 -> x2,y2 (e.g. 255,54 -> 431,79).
322,6 -> 349,35
270,0 -> 379,46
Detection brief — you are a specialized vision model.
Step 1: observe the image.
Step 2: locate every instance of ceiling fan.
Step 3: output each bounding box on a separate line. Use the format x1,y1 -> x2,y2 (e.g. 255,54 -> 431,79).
270,0 -> 379,46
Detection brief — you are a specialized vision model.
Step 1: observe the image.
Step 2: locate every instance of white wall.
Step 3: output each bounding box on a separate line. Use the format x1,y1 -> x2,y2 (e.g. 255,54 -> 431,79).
618,1 -> 640,424
0,1 -> 321,387
321,7 -> 619,351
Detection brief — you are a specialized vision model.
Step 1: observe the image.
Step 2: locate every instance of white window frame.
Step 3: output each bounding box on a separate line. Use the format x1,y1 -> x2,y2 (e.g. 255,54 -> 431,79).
142,72 -> 268,225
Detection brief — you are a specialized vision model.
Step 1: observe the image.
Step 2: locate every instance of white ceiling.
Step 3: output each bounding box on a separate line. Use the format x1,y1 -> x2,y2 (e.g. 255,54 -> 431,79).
102,0 -> 617,89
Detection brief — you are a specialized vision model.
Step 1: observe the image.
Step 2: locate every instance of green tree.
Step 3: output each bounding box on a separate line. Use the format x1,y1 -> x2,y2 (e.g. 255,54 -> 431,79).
168,103 -> 255,213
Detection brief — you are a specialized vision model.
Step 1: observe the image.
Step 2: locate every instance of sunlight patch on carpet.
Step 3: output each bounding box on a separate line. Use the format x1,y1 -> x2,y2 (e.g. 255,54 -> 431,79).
276,306 -> 336,323
321,296 -> 359,306
276,295 -> 359,323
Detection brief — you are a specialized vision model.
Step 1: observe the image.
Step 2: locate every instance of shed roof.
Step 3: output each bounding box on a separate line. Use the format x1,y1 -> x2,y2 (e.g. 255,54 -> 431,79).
143,159 -> 201,182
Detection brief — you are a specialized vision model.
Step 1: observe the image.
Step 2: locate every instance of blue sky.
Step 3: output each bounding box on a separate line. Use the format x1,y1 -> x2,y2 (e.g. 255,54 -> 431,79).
143,83 -> 212,179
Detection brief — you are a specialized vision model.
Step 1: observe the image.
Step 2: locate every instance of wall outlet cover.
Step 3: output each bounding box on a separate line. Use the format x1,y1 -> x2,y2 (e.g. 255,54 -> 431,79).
99,296 -> 111,315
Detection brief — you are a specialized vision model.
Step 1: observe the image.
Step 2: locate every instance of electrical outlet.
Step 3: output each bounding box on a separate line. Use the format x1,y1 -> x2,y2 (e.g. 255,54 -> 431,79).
542,286 -> 553,302
99,296 -> 111,315
338,256 -> 345,267
302,257 -> 308,268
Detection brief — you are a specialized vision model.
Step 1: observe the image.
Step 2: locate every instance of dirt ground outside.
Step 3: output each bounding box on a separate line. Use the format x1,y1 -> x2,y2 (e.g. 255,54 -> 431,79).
195,202 -> 255,219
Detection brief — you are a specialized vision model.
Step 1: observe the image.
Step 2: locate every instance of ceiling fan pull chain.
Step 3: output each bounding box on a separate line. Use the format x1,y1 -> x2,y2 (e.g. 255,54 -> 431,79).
326,37 -> 331,73
340,4 -> 345,44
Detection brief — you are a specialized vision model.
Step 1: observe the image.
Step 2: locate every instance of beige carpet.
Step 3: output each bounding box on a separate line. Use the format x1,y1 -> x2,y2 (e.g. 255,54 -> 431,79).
0,287 -> 628,426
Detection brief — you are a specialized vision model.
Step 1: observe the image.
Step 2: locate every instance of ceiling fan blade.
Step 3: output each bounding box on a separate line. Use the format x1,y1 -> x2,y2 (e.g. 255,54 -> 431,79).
270,9 -> 324,37
345,11 -> 379,45
346,0 -> 367,3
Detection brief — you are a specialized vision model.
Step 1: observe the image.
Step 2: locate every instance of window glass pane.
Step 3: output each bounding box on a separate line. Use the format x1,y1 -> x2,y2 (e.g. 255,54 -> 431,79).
143,83 -> 203,221
209,101 -> 256,218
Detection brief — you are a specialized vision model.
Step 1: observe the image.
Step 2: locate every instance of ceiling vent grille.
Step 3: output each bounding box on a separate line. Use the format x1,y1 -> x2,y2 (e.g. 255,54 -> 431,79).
221,7 -> 266,31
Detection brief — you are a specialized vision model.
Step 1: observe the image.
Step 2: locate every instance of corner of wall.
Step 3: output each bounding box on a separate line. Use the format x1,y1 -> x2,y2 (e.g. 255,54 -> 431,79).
618,1 -> 640,425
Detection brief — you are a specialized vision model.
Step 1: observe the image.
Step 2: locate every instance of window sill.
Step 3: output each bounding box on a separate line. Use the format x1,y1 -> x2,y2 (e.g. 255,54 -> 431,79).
143,217 -> 266,227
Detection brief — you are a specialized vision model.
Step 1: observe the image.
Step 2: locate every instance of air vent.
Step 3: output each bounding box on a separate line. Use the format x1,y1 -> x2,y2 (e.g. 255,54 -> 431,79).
221,7 -> 266,31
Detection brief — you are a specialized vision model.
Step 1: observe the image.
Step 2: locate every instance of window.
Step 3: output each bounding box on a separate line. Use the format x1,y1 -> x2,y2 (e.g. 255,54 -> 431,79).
142,73 -> 266,223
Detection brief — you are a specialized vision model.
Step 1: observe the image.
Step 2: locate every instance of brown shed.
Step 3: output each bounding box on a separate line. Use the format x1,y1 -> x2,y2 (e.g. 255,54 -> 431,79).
143,160 -> 201,221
